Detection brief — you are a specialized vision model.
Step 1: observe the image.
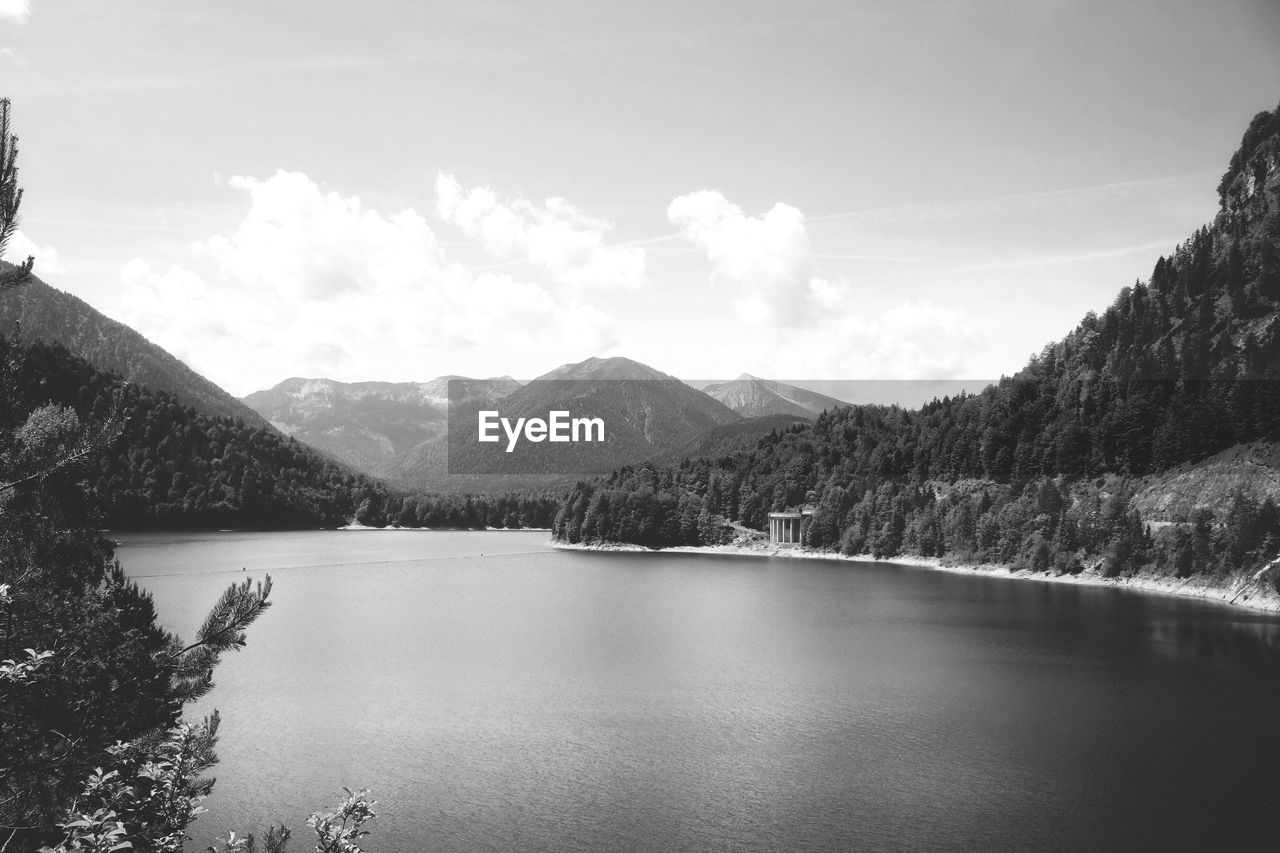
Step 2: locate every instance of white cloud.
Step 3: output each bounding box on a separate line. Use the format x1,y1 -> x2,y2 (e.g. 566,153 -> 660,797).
2,230 -> 66,276
664,190 -> 981,378
109,172 -> 985,393
436,173 -> 646,290
840,300 -> 983,378
0,0 -> 29,22
718,299 -> 983,381
202,171 -> 445,300
667,189 -> 848,326
112,170 -> 619,394
118,259 -> 231,371
696,298 -> 980,381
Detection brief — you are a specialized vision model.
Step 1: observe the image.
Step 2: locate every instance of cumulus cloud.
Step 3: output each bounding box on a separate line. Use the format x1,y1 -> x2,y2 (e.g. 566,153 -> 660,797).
436,174 -> 646,290
112,170 -> 619,393
2,230 -> 66,276
704,298 -> 981,382
667,189 -> 847,326
837,300 -> 982,378
664,189 -> 981,378
111,171 -> 982,392
202,171 -> 446,300
0,0 -> 29,22
118,259 -> 232,371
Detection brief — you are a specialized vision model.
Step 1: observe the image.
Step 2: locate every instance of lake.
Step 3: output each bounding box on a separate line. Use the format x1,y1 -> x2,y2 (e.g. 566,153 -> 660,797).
116,530 -> 1280,851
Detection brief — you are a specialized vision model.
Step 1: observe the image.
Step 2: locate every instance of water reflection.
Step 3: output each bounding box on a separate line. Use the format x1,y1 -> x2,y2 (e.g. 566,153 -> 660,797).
1143,614 -> 1280,676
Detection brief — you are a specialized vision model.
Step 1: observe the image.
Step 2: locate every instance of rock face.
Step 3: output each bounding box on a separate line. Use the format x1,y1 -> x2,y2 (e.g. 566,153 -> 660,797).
1132,442 -> 1280,522
701,374 -> 847,419
1217,101 -> 1280,230
242,375 -> 519,475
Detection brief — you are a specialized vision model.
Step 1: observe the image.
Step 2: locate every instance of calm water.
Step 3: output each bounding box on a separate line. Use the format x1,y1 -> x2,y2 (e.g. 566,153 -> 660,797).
116,530 -> 1280,852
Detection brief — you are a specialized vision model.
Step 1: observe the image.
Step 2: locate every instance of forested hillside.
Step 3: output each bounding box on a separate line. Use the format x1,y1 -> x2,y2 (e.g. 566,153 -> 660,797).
555,102 -> 1280,591
0,273 -> 271,428
1,335 -> 385,528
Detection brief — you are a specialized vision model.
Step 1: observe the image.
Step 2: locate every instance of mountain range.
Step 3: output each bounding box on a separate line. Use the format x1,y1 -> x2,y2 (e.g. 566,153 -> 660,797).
238,357 -> 842,490
242,375 -> 520,476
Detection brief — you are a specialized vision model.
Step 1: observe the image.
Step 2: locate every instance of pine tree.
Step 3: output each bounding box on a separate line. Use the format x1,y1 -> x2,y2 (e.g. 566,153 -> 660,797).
0,97 -> 276,851
0,98 -> 33,291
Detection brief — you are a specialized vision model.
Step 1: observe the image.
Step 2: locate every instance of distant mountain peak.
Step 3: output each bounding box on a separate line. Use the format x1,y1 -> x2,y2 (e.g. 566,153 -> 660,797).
536,355 -> 674,382
702,374 -> 846,419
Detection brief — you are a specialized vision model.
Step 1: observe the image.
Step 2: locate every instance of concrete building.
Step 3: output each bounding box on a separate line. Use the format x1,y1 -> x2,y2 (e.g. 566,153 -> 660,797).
768,510 -> 810,546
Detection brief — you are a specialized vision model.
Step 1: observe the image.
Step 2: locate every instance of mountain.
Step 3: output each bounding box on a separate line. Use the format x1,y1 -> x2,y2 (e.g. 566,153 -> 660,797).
701,374 -> 847,418
0,273 -> 270,428
242,375 -> 519,475
432,355 -> 743,482
553,101 -> 1280,596
537,355 -> 672,381
0,335 -> 384,528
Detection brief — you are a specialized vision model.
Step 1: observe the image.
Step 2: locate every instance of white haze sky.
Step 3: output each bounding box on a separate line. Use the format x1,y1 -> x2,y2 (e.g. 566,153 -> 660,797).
2,0 -> 1279,396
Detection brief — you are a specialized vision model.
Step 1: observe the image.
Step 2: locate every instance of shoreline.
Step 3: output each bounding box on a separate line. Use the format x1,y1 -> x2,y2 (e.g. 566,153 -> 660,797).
337,524 -> 552,532
552,539 -> 1280,615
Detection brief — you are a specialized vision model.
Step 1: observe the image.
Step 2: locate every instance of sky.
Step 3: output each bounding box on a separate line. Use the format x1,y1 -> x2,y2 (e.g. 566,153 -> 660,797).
1,0 -> 1278,397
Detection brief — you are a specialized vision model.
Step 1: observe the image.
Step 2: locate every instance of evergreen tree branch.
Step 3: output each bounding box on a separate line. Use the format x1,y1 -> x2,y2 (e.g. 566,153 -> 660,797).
0,98 -> 32,291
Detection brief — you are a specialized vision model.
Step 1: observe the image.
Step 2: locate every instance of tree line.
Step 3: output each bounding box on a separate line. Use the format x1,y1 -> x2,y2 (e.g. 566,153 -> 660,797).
353,489 -> 561,529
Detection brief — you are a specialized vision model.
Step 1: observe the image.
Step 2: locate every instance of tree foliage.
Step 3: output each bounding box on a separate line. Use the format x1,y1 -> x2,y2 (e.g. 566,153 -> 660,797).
0,98 -> 33,291
0,336 -> 382,528
355,489 -> 562,530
